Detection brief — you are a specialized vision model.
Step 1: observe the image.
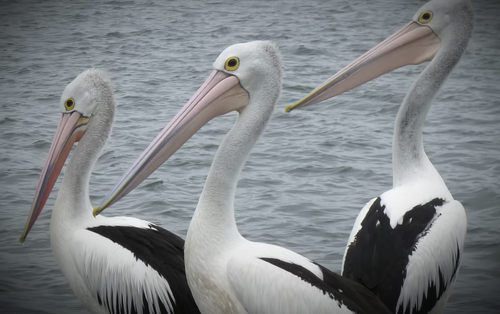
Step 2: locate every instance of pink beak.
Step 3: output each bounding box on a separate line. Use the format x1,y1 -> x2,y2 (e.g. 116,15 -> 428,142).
93,70 -> 249,215
286,22 -> 441,112
20,112 -> 90,243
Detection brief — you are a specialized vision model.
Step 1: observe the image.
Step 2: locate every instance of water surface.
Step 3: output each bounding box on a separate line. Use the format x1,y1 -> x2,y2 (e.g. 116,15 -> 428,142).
1,0 -> 499,313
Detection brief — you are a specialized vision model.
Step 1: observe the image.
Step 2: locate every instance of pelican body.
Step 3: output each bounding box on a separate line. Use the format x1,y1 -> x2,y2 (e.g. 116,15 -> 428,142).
94,41 -> 392,314
287,1 -> 474,314
21,69 -> 200,314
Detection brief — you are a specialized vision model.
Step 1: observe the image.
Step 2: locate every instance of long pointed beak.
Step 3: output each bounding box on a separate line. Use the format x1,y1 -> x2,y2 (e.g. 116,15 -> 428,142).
20,112 -> 91,243
93,70 -> 249,215
285,22 -> 441,112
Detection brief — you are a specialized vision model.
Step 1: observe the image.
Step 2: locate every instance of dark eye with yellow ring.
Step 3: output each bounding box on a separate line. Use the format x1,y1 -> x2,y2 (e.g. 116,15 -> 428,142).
225,57 -> 240,71
418,10 -> 433,24
65,98 -> 75,111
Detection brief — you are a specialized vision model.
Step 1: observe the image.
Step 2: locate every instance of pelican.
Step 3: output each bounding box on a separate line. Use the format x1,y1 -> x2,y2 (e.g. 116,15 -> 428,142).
286,0 -> 473,313
93,41 -> 391,314
20,69 -> 200,314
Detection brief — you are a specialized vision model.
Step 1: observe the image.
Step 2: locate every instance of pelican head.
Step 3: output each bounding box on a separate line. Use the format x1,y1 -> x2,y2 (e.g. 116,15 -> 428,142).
20,69 -> 114,243
93,40 -> 282,215
285,0 -> 474,112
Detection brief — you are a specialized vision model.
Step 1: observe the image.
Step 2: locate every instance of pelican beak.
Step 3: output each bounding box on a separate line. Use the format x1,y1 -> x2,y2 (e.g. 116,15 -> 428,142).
20,112 -> 91,243
93,70 -> 249,215
285,22 -> 441,112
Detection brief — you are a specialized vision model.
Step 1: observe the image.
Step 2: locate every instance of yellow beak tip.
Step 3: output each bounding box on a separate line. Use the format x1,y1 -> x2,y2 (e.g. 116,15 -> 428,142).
92,207 -> 100,217
284,105 -> 292,113
19,236 -> 26,244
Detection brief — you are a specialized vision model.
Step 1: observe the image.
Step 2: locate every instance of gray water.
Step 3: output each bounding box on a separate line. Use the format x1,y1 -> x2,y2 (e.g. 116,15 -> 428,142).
1,0 -> 499,313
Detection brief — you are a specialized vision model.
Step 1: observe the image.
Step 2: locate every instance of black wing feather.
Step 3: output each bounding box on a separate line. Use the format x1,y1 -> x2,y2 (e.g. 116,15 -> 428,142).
343,197 -> 460,314
88,224 -> 200,314
260,257 -> 391,314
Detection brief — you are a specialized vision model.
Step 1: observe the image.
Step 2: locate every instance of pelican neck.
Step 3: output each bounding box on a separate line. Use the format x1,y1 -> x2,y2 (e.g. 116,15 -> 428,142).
392,32 -> 469,187
191,91 -> 277,242
57,105 -> 114,217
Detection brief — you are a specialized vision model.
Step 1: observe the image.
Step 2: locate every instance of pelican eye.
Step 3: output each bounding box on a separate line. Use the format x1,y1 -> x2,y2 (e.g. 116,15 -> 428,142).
225,57 -> 240,71
65,98 -> 75,111
418,11 -> 433,24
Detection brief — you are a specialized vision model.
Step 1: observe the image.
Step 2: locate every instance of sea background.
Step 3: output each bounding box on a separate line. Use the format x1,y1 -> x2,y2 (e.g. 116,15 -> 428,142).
0,0 -> 498,313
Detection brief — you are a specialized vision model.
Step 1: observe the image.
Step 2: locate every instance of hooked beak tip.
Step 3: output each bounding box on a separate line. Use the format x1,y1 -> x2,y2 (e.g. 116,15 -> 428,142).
92,207 -> 100,217
285,103 -> 300,113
